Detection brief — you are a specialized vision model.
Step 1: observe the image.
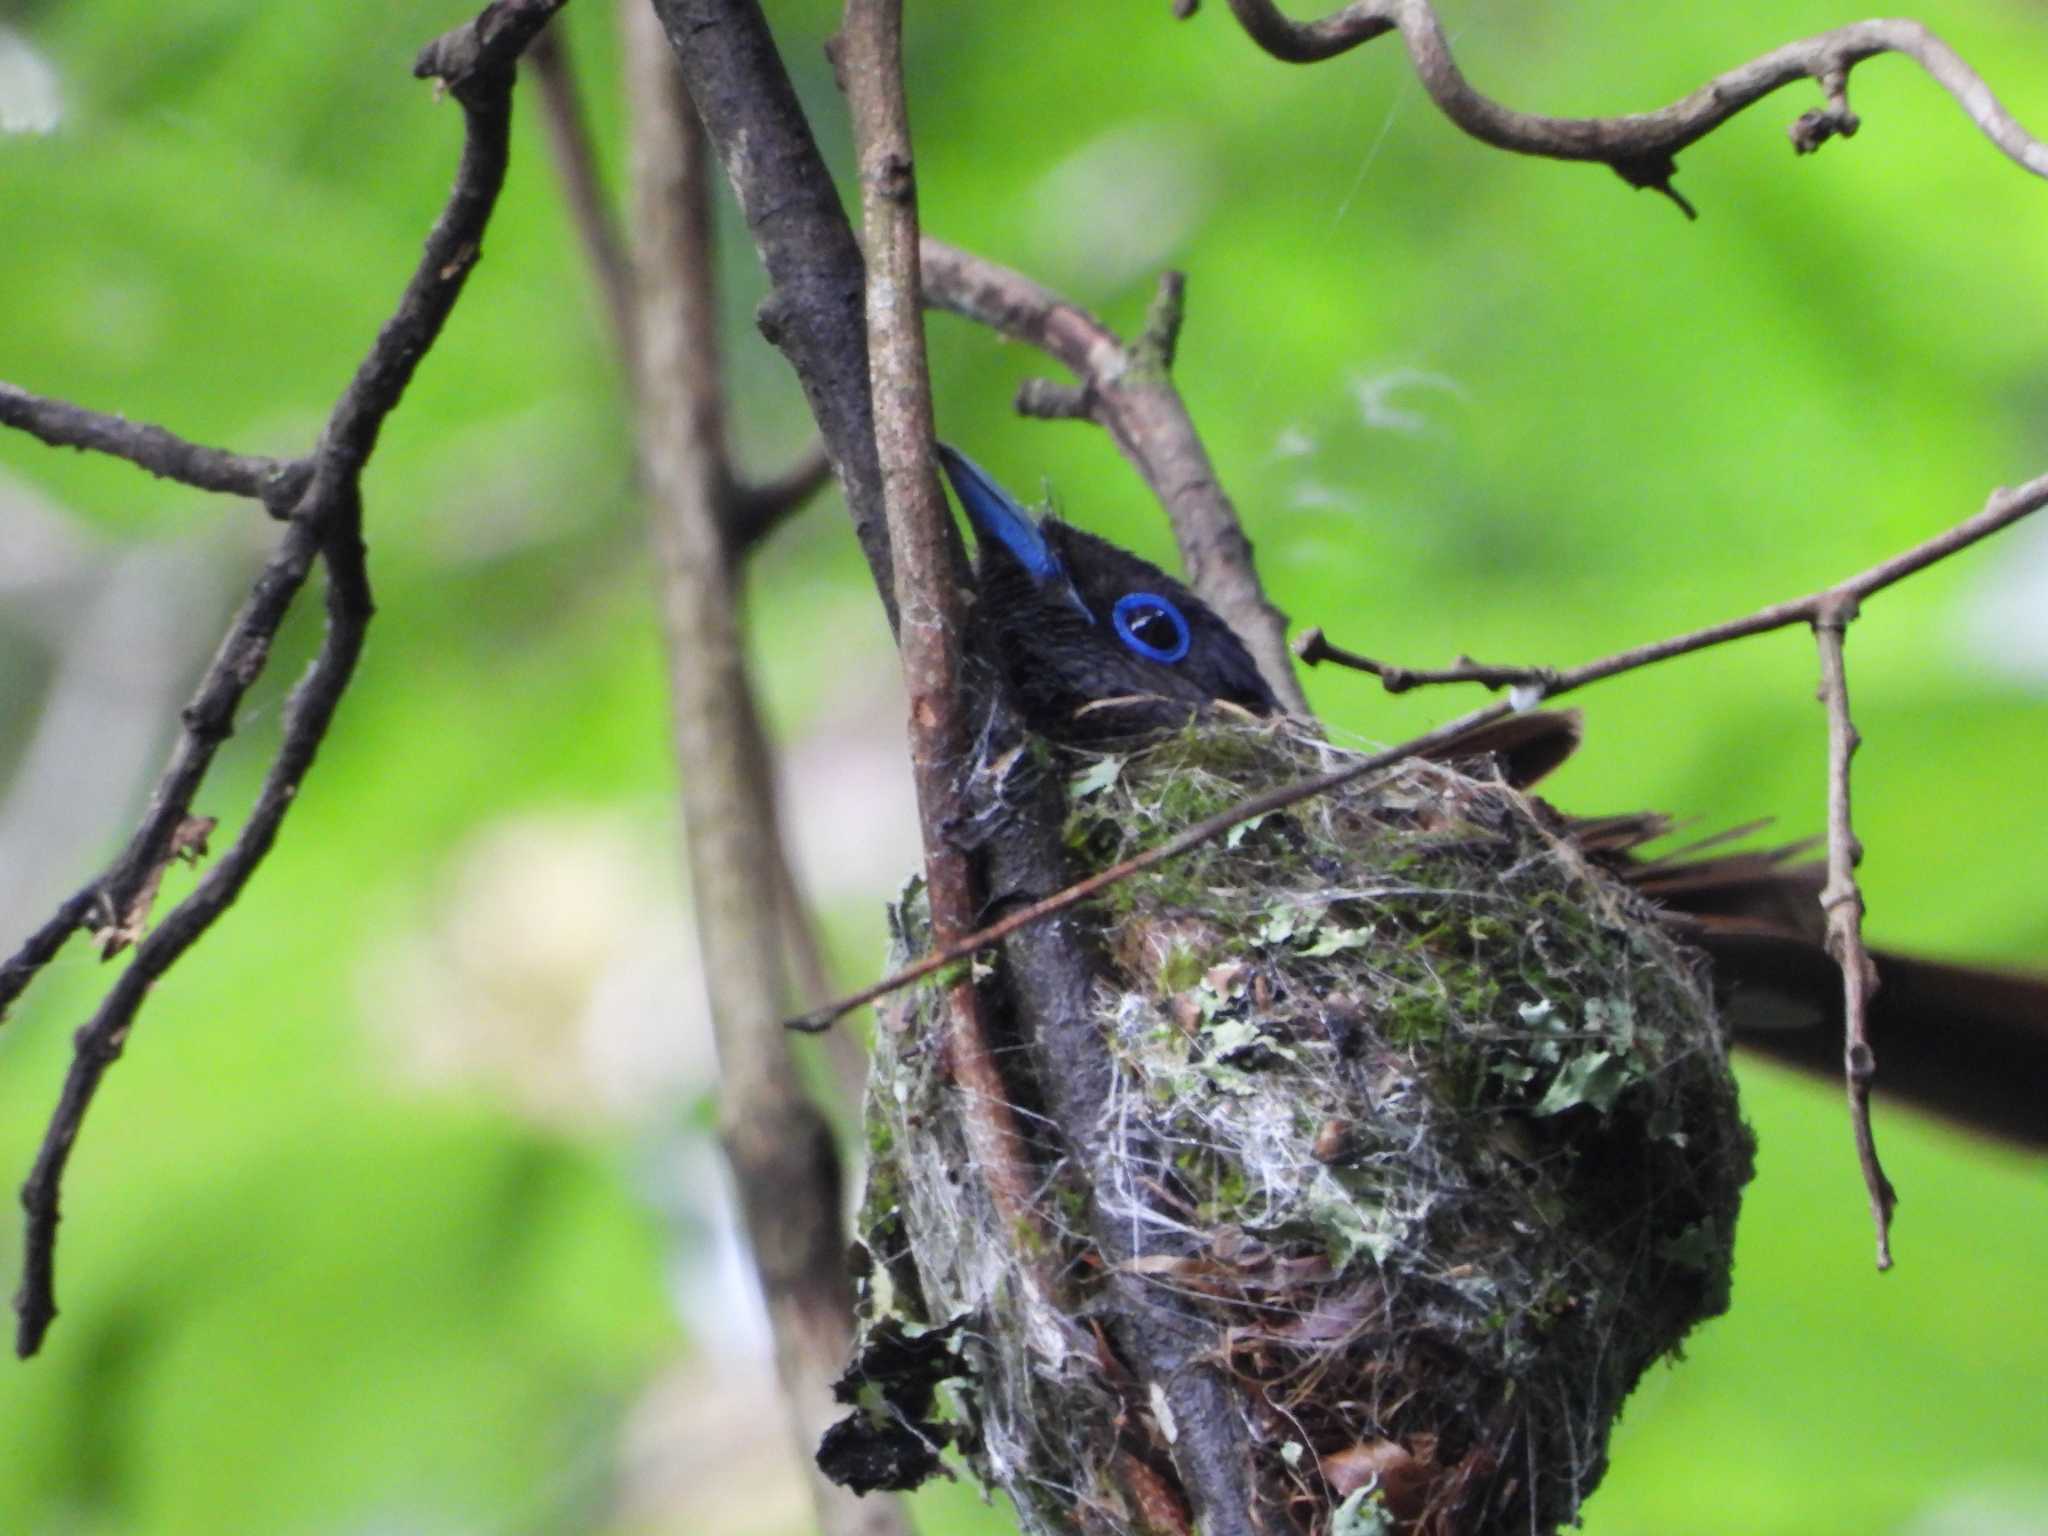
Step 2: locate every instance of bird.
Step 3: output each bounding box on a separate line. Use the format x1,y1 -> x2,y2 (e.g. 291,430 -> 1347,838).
937,442 -> 2048,1149
938,443 -> 1278,742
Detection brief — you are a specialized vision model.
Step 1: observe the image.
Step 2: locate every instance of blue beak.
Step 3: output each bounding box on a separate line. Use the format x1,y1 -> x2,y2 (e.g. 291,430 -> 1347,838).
936,443 -> 1095,624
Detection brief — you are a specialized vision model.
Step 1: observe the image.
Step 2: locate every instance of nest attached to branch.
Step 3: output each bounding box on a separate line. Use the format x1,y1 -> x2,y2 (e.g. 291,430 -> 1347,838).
826,721 -> 1754,1536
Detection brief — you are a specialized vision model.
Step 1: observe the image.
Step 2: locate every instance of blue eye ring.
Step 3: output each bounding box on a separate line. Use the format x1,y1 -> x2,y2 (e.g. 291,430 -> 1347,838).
1112,592 -> 1191,664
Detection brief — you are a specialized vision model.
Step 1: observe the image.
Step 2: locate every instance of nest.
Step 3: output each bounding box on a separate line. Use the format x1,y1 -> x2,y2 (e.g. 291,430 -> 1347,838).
828,721 -> 1754,1535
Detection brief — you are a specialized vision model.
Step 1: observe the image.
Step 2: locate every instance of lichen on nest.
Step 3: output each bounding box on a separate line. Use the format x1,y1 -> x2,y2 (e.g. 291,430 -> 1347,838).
832,719 -> 1754,1536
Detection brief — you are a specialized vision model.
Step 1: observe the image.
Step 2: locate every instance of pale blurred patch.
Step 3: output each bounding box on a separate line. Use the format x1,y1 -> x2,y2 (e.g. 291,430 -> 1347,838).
1025,118 -> 1216,295
1956,516 -> 2048,691
0,26 -> 61,137
775,694 -> 922,909
1352,366 -> 1465,437
1903,1476 -> 2048,1536
361,810 -> 713,1130
612,1351 -> 812,1536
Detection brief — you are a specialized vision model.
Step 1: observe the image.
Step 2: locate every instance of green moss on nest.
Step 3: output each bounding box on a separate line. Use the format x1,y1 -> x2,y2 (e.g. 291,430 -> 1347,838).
846,721 -> 1753,1535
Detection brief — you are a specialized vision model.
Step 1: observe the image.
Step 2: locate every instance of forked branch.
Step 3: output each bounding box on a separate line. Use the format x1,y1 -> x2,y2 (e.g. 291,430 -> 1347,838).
4,0 -> 566,1359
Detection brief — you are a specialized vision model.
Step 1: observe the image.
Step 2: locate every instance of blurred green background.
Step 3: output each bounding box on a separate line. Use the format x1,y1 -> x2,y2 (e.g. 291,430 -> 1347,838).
1,1 -> 2045,1532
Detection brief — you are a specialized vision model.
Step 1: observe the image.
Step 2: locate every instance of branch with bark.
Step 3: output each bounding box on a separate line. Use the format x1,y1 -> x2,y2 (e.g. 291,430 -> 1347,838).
0,0 -> 567,1359
1207,3 -> 2048,216
610,3 -> 904,1530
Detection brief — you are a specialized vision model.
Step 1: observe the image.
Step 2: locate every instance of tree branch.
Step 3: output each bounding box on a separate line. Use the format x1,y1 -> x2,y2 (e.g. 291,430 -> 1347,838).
8,0 -> 564,1360
922,239 -> 1309,714
616,8 -> 907,1531
527,25 -> 637,364
1812,599 -> 1896,1270
1211,4 -> 2048,211
0,383 -> 307,512
840,0 -> 1040,1242
648,0 -> 897,629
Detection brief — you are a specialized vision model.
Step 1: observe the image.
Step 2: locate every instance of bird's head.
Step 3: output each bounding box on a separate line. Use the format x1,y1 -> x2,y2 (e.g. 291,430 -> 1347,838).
937,443 -> 1281,742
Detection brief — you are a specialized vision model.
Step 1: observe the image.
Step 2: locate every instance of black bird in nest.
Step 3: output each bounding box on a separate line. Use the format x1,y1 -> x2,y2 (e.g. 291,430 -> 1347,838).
937,442 -> 2048,1150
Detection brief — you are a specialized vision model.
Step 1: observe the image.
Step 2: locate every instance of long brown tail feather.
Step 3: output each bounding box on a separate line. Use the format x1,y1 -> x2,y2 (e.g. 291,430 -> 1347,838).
1411,713 -> 2044,1146
1630,853 -> 2048,1149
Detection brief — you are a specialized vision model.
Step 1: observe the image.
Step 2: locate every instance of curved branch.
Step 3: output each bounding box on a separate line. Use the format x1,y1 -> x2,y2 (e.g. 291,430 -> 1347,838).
15,526 -> 366,1356
1217,4 -> 2048,206
841,0 -> 1039,1231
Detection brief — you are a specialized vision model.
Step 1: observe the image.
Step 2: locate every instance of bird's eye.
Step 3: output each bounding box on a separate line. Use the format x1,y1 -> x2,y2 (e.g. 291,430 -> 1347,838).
1111,593 -> 1191,663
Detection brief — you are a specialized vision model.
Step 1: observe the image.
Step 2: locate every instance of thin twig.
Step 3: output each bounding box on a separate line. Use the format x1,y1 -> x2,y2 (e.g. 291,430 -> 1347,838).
1302,470 -> 2048,698
1813,599 -> 1895,1269
1211,4 -> 2048,211
527,25 -> 637,365
922,239 -> 1309,715
0,382 -> 307,511
9,0 -> 563,1360
1294,630 -> 1555,694
0,892 -> 97,1022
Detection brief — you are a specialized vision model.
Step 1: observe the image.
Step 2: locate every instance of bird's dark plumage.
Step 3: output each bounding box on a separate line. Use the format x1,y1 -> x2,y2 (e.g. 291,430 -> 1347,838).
939,443 -> 2048,1149
939,443 -> 1277,742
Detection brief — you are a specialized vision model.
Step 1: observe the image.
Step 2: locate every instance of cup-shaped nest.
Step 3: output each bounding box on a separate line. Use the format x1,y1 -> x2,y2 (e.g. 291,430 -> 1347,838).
831,722 -> 1754,1536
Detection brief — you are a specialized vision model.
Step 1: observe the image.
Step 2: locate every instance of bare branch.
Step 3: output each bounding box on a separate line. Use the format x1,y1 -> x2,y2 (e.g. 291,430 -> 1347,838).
1212,4 -> 2048,208
0,382 -> 306,511
618,8 -> 905,1532
10,0 -> 563,1359
840,0 -> 1038,1228
16,523 -> 366,1356
527,26 -> 637,363
1812,599 -> 1896,1270
648,0 -> 897,629
1301,469 -> 2048,698
0,892 -> 97,1022
922,239 -> 1310,715
1294,630 -> 1555,694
